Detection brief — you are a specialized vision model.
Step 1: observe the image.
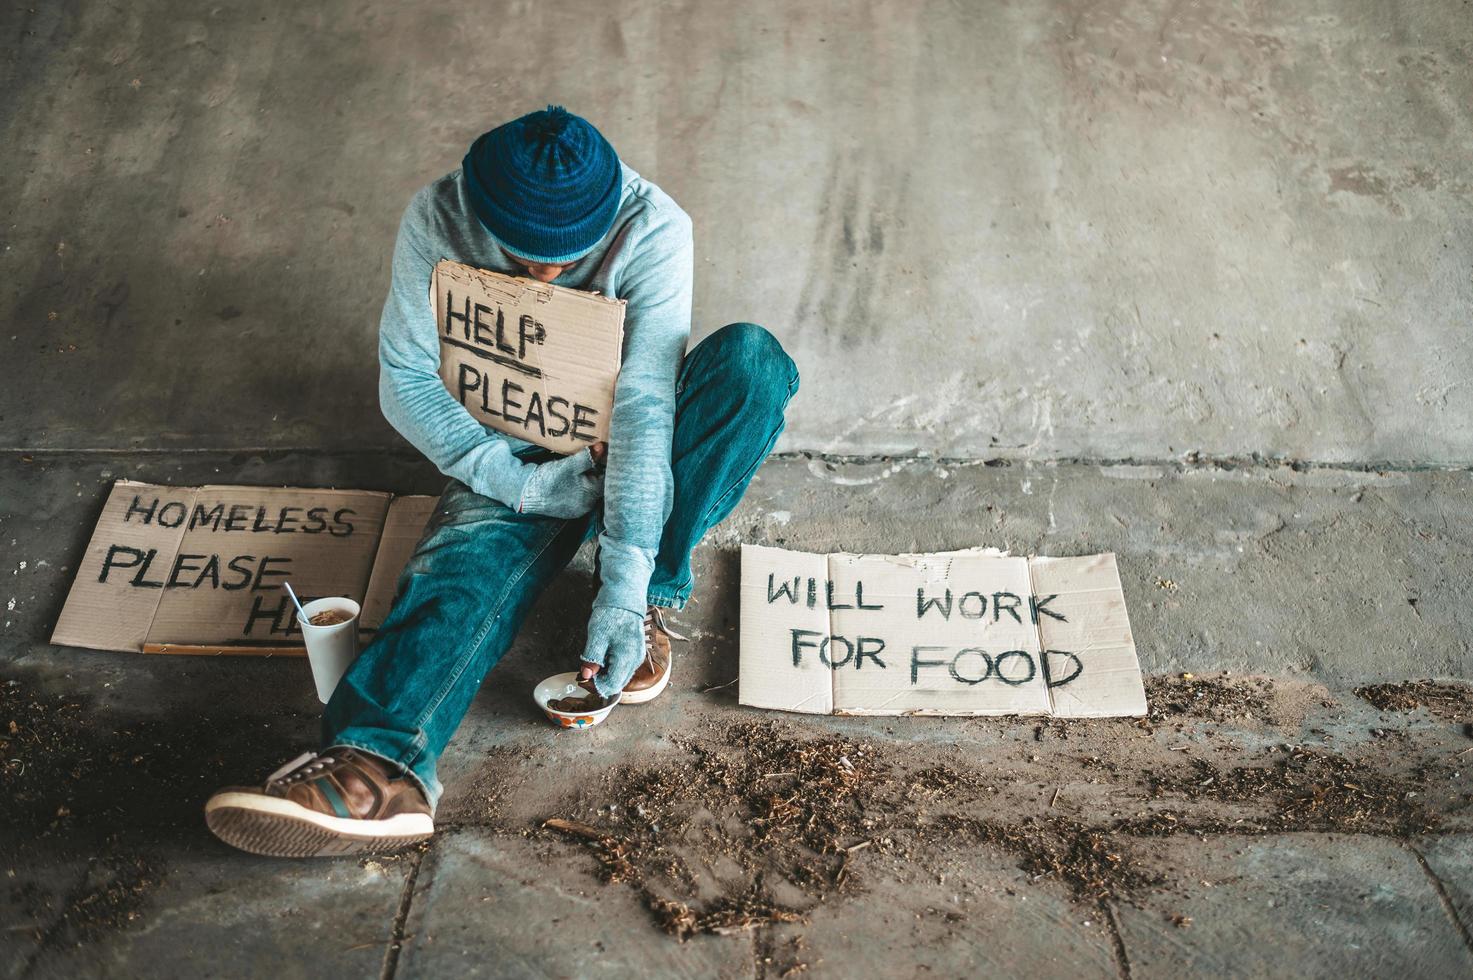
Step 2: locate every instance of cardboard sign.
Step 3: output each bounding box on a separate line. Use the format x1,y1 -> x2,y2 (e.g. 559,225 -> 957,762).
433,260 -> 625,454
739,545 -> 1146,718
51,481 -> 437,656
360,494 -> 440,628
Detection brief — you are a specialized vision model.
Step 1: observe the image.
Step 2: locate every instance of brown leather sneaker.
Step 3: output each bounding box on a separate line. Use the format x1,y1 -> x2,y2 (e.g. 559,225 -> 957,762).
621,606 -> 685,704
204,748 -> 433,857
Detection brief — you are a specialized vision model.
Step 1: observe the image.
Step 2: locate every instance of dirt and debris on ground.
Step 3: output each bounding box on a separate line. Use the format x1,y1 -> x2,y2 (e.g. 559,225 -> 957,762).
7,671 -> 1472,967
1,676 -> 307,958
540,721 -> 877,939
1355,680 -> 1473,723
531,674 -> 1472,942
1143,671 -> 1324,726
1140,747 -> 1443,834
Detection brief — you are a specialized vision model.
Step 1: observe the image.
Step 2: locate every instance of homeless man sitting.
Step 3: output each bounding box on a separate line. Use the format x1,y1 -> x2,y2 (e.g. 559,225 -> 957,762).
205,105 -> 799,857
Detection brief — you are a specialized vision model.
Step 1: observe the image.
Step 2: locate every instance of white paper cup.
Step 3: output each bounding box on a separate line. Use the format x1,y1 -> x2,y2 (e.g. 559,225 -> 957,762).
298,597 -> 362,704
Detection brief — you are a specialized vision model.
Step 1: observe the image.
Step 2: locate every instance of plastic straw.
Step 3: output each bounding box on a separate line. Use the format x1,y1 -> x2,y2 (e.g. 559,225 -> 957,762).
283,580 -> 309,626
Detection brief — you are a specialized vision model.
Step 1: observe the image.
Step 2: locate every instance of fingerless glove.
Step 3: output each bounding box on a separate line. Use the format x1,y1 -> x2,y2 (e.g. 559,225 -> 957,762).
516,447 -> 604,519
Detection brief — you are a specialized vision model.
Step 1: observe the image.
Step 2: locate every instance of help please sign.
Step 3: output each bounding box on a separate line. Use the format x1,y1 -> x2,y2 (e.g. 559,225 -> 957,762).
434,260 -> 625,454
739,545 -> 1147,718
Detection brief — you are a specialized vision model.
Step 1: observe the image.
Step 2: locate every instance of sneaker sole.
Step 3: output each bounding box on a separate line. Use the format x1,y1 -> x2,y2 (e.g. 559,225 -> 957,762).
204,792 -> 433,858
620,659 -> 672,705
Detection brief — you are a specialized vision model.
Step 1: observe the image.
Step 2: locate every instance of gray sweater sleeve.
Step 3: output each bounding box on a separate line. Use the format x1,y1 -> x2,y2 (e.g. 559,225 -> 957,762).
376,193 -> 535,506
593,209 -> 694,614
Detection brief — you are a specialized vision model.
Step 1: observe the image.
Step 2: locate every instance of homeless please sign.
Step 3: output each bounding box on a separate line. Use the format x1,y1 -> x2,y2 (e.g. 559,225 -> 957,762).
739,545 -> 1146,718
51,481 -> 437,655
433,260 -> 625,454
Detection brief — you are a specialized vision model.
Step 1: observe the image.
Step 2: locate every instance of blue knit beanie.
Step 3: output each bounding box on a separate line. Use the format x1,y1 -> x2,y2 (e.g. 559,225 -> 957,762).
461,106 -> 623,264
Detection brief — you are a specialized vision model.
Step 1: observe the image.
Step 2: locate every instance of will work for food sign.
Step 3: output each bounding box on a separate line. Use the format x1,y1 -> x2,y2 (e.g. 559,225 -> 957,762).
739,545 -> 1147,718
433,260 -> 625,454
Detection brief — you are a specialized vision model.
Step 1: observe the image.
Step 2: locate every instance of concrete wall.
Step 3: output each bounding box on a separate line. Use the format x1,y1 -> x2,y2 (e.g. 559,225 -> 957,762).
3,0 -> 1469,464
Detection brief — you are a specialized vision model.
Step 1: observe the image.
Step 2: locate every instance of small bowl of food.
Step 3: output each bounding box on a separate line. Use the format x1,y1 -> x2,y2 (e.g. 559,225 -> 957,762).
534,671 -> 621,729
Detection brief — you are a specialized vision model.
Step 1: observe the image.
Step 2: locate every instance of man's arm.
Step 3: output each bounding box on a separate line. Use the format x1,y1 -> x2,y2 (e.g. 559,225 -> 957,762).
579,207 -> 692,695
593,208 -> 694,619
377,192 -> 535,506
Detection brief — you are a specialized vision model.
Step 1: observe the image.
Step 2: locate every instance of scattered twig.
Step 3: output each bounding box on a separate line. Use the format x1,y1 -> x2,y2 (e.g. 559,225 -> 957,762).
543,818 -> 608,841
709,921 -> 764,936
834,840 -> 874,885
1050,786 -> 1062,808
701,677 -> 739,693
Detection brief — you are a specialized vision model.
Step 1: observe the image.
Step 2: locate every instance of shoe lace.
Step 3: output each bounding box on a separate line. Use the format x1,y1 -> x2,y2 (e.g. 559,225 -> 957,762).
644,606 -> 687,647
265,750 -> 345,787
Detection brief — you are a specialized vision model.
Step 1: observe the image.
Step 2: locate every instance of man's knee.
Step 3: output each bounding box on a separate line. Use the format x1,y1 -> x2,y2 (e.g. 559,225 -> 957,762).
704,322 -> 800,400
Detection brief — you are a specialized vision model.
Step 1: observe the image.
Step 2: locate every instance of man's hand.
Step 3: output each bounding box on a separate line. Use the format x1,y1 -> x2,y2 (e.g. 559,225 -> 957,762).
516,442 -> 607,518
578,605 -> 644,697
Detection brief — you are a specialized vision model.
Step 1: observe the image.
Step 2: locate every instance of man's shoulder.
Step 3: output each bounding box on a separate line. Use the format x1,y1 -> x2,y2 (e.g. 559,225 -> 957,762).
395,171 -> 501,270
617,166 -> 692,241
402,171 -> 470,231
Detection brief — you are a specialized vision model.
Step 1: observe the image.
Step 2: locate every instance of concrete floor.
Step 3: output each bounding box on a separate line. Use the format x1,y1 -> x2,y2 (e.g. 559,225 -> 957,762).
3,0 -> 1472,977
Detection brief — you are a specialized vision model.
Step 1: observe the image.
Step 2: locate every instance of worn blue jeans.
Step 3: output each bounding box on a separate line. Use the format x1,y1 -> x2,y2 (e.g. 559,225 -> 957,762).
323,322 -> 799,807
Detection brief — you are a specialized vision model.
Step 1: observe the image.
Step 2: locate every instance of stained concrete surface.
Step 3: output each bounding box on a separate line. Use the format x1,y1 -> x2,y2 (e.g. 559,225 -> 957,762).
752,846 -> 1123,980
5,453 -> 1471,685
5,453 -> 1473,978
1420,835 -> 1473,938
4,0 -> 1473,977
397,833 -> 755,979
1112,835 -> 1473,979
398,829 -> 1123,980
5,850 -> 411,980
21,448 -> 1471,738
2,0 -> 1471,462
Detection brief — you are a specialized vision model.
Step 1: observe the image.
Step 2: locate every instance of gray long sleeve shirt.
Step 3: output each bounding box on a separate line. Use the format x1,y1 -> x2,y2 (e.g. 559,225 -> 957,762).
377,162 -> 693,614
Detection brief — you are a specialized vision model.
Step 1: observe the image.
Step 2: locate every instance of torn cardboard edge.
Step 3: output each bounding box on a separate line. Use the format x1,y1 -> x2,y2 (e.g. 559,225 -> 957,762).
50,480 -> 438,656
433,260 -> 625,455
737,544 -> 1147,718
